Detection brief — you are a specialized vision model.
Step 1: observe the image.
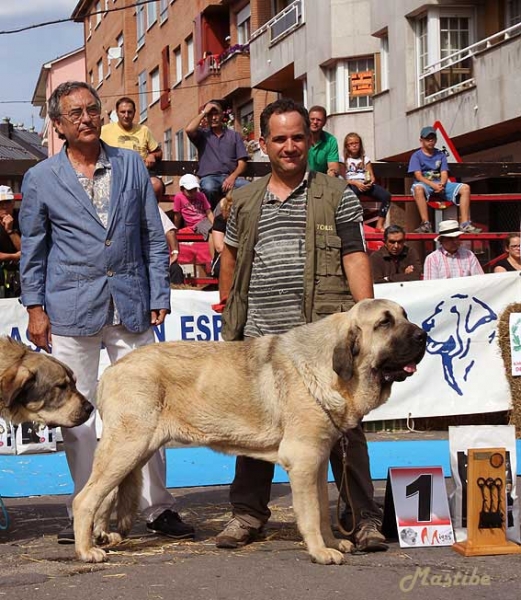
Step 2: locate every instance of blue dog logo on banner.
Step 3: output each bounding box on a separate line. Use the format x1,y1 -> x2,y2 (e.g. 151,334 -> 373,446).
422,294 -> 497,395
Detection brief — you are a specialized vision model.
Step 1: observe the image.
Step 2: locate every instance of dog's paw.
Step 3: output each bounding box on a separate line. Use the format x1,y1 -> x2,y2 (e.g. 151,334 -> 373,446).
310,547 -> 344,565
322,536 -> 353,554
76,547 -> 108,563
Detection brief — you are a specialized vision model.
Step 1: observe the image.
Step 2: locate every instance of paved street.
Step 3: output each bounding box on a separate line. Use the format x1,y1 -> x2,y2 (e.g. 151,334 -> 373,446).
1,480 -> 520,600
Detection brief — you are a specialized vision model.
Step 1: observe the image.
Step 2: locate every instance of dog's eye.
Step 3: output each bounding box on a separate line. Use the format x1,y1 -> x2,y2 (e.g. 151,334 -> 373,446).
376,318 -> 392,329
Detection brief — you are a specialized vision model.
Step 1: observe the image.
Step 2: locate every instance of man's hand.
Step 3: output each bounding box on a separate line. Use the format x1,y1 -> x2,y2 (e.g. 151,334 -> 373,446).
221,174 -> 236,192
1,214 -> 14,233
404,265 -> 415,274
27,306 -> 52,353
145,153 -> 157,168
150,309 -> 168,326
203,101 -> 221,115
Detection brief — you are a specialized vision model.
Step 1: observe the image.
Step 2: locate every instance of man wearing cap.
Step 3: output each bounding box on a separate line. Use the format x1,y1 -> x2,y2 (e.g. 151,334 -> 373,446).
423,219 -> 484,279
0,185 -> 21,297
408,126 -> 481,235
185,100 -> 249,208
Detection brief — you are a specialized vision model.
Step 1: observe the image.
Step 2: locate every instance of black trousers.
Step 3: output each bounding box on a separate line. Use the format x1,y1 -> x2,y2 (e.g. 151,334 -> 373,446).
229,422 -> 381,526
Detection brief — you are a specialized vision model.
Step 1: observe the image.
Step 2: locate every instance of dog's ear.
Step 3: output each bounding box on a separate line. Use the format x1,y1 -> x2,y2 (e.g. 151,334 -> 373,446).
332,326 -> 360,382
0,363 -> 36,407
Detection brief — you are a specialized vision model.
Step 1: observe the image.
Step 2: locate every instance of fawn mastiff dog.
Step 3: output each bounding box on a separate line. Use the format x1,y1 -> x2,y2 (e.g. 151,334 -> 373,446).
73,299 -> 426,565
0,336 -> 93,428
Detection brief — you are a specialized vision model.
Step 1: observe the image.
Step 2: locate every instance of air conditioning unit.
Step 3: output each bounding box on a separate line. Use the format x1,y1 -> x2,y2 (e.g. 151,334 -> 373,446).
107,47 -> 123,61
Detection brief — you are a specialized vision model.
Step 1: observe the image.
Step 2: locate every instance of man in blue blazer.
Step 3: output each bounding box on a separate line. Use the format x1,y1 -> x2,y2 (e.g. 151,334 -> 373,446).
20,81 -> 194,543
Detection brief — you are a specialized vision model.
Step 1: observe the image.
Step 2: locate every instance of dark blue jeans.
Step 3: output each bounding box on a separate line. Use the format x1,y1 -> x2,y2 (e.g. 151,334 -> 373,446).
349,183 -> 391,218
200,175 -> 250,209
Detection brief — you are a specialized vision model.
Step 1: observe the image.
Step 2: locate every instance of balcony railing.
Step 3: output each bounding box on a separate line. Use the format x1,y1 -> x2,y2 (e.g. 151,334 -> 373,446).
250,0 -> 304,46
419,20 -> 521,104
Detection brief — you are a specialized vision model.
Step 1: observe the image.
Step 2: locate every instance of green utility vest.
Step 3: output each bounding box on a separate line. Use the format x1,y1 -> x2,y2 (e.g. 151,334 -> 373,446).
222,171 -> 355,341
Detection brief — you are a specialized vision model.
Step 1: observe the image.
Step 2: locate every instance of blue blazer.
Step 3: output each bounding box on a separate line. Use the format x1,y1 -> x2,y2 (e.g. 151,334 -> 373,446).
20,143 -> 170,336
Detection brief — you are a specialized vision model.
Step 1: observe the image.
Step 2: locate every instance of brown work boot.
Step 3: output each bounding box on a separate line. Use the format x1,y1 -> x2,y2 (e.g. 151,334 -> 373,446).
215,517 -> 264,549
353,517 -> 388,552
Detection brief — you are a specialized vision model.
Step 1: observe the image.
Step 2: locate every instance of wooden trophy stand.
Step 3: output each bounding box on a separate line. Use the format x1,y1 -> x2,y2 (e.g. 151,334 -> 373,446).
453,447 -> 521,556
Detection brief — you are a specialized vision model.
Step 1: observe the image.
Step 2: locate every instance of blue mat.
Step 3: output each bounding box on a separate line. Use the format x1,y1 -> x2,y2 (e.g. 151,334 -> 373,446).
1,440 -> 520,498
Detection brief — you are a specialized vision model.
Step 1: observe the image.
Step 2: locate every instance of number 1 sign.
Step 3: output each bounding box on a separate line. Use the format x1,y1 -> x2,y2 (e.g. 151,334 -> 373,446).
383,467 -> 454,548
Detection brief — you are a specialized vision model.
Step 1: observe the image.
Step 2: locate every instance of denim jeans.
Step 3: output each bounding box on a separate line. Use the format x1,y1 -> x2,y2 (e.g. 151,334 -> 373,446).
200,174 -> 249,209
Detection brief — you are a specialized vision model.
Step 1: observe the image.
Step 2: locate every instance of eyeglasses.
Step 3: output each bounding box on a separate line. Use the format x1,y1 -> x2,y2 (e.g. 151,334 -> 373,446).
387,240 -> 405,245
59,105 -> 101,124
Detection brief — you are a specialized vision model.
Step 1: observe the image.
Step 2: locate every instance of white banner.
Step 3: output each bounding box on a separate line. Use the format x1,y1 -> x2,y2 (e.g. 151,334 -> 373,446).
1,272 -> 518,421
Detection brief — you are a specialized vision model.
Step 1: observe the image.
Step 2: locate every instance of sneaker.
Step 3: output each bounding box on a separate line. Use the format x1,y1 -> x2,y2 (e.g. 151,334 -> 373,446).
57,520 -> 75,545
460,222 -> 482,234
146,509 -> 195,540
352,518 -> 388,553
215,517 -> 264,549
414,221 -> 433,234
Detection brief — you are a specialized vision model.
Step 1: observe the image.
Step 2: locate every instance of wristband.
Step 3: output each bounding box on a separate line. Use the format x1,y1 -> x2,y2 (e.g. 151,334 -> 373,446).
170,250 -> 179,255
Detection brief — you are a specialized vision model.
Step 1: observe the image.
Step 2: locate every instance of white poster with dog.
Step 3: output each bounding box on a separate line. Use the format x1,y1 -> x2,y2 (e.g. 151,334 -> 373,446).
448,425 -> 520,543
510,313 -> 521,376
0,272 -> 519,423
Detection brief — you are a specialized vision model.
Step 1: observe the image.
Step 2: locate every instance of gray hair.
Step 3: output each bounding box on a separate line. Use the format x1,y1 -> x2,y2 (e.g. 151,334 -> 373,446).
383,224 -> 406,242
48,81 -> 101,120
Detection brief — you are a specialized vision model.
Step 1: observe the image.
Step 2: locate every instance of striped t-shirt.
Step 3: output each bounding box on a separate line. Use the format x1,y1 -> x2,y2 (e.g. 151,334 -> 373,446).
224,176 -> 363,337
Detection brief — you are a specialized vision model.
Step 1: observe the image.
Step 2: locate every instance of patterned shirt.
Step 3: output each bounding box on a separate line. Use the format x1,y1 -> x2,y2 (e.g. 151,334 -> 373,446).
70,145 -> 119,324
225,175 -> 363,337
423,246 -> 484,280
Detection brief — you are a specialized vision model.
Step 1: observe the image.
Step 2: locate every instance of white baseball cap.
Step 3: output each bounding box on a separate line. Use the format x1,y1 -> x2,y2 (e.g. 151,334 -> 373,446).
0,185 -> 15,201
179,174 -> 200,190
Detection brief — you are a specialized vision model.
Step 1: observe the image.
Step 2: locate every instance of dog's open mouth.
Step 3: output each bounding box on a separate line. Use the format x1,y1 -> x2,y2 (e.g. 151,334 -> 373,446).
380,362 -> 418,383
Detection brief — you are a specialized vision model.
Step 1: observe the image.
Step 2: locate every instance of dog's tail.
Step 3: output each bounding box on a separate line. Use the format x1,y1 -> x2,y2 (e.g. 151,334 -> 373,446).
116,468 -> 143,537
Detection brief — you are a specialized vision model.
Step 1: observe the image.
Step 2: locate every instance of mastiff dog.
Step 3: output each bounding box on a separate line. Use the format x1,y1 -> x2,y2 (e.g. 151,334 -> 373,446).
73,299 -> 426,565
0,337 -> 93,428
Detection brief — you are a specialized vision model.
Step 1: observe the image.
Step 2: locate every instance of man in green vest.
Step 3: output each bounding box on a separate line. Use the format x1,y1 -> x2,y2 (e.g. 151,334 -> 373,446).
216,98 -> 387,553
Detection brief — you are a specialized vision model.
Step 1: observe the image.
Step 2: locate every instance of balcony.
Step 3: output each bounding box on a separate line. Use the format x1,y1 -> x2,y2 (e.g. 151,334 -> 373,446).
249,0 -> 306,91
196,44 -> 251,91
419,20 -> 521,105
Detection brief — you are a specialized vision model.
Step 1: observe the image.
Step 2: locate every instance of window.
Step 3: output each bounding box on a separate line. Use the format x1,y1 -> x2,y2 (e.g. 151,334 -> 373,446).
160,0 -> 169,23
89,70 -> 94,86
507,0 -> 521,26
87,15 -> 92,38
136,0 -> 146,49
104,0 -> 109,12
116,32 -> 124,66
97,58 -> 104,85
163,128 -> 172,160
174,46 -> 182,83
138,70 -> 148,120
150,68 -> 160,104
147,1 -> 157,28
380,33 -> 389,92
175,129 -> 185,160
95,1 -> 102,27
187,138 -> 197,161
415,8 -> 474,105
326,57 -> 374,113
239,100 -> 254,139
160,45 -> 170,109
186,36 -> 194,74
237,3 -> 251,45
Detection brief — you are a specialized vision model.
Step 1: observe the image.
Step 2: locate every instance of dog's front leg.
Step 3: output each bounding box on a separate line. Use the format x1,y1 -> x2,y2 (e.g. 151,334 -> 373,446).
317,459 -> 353,554
284,445 -> 344,565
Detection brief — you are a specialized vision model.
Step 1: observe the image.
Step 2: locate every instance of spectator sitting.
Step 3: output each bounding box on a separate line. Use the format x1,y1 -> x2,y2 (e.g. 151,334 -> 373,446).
423,219 -> 484,280
185,99 -> 249,208
307,105 -> 340,177
0,185 -> 21,298
210,191 -> 233,279
151,178 -> 184,285
173,174 -> 214,240
408,126 -> 481,234
493,233 -> 521,272
342,132 -> 391,232
370,224 -> 422,283
101,97 -> 162,173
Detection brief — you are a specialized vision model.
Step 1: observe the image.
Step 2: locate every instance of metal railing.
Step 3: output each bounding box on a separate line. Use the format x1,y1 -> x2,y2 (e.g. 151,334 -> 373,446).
250,0 -> 304,46
419,20 -> 521,104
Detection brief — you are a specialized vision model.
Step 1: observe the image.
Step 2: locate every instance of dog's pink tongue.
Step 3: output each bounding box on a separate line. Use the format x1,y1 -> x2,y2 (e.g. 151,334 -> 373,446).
403,363 -> 417,374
